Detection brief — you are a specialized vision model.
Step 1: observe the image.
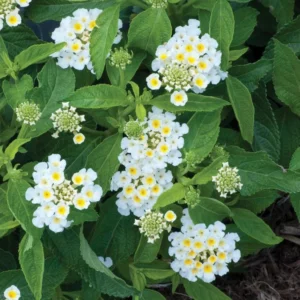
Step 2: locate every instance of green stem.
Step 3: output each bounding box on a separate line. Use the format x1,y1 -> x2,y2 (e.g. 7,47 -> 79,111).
17,123 -> 30,139
119,68 -> 126,90
81,126 -> 105,136
121,105 -> 135,118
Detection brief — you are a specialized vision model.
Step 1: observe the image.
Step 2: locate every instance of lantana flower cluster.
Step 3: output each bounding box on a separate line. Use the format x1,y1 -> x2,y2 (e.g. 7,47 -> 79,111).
111,107 -> 188,217
168,209 -> 241,283
0,0 -> 31,31
51,8 -> 123,72
134,210 -> 176,243
212,162 -> 243,198
16,101 -> 41,126
25,154 -> 103,233
51,102 -> 86,145
146,19 -> 227,106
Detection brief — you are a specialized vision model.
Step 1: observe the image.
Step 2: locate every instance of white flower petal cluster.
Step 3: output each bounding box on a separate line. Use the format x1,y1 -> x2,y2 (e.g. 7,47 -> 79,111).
4,285 -> 20,300
169,209 -> 241,283
16,101 -> 41,126
50,102 -> 85,144
134,210 -> 176,243
0,0 -> 31,31
98,256 -> 113,268
51,8 -> 123,72
146,19 -> 227,106
111,107 -> 188,217
25,154 -> 103,233
212,162 -> 243,198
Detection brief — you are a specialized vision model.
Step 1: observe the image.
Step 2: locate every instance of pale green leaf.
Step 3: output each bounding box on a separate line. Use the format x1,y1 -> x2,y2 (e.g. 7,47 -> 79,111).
128,8 -> 172,55
134,235 -> 162,264
231,208 -> 283,245
19,234 -> 44,300
290,148 -> 300,171
226,75 -> 254,144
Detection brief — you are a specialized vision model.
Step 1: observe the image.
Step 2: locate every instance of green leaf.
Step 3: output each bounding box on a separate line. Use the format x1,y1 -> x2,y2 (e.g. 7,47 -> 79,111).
228,146 -> 300,196
86,133 -> 122,194
234,190 -> 278,214
229,47 -> 248,61
106,51 -> 146,86
273,40 -> 300,117
2,74 -> 33,109
189,197 -> 232,225
140,289 -> 166,300
229,59 -> 272,92
290,193 -> 300,222
68,207 -> 98,226
185,110 -> 221,163
0,270 -> 33,299
66,84 -> 128,109
90,5 -> 120,79
136,103 -> 147,121
26,59 -> 75,138
191,155 -> 229,185
184,279 -> 230,300
252,84 -> 280,162
276,108 -> 300,167
42,257 -> 68,300
5,138 -> 31,160
149,93 -> 229,112
134,235 -> 162,264
261,0 -> 294,27
1,24 -> 42,58
14,43 -> 65,71
192,0 -> 217,10
209,0 -> 235,70
129,264 -> 146,292
290,148 -> 300,171
19,234 -> 44,300
0,36 -> 8,78
128,8 -> 172,55
7,179 -> 42,239
90,197 -> 140,265
231,208 -> 283,245
0,220 -> 19,231
232,7 -> 259,47
153,183 -> 185,209
226,75 -> 254,144
0,249 -> 17,272
136,261 -> 175,281
48,228 -> 136,298
27,0 -> 114,23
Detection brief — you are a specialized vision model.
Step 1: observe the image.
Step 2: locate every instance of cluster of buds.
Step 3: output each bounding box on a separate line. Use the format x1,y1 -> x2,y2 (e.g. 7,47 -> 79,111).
50,102 -> 85,144
146,0 -> 168,9
15,101 -> 41,126
109,47 -> 133,70
212,162 -> 243,198
134,210 -> 176,243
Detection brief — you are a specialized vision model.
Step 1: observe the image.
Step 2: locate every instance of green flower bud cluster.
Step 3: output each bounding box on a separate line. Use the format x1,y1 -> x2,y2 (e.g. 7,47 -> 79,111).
147,0 -> 168,9
124,120 -> 144,139
16,102 -> 41,126
210,145 -> 227,161
212,162 -> 243,198
109,47 -> 133,70
185,186 -> 200,207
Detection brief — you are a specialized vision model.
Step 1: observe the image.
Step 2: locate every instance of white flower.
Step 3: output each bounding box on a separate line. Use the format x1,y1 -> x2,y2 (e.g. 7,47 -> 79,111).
73,133 -> 85,144
5,8 -> 21,27
25,155 -> 102,232
51,8 -> 122,72
98,256 -> 113,268
4,285 -> 20,300
168,209 -> 241,283
147,19 -> 226,106
16,0 -> 32,7
170,90 -> 188,106
146,73 -> 162,90
164,210 -> 177,222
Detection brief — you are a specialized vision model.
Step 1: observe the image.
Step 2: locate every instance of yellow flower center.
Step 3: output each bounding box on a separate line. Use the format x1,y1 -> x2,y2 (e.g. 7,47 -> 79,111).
8,16 -> 18,25
89,20 -> 97,29
52,172 -> 61,181
152,119 -> 161,128
204,264 -> 213,273
197,43 -> 205,52
8,291 -> 17,299
74,23 -> 83,31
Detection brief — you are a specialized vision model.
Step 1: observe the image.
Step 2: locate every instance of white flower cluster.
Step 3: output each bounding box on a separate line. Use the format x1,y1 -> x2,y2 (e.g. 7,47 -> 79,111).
146,19 -> 227,106
25,154 -> 103,233
3,285 -> 20,300
51,8 -> 123,72
0,0 -> 31,31
111,107 -> 188,217
169,209 -> 241,283
16,101 -> 41,126
50,102 -> 86,145
134,210 -> 176,243
98,256 -> 113,268
212,162 -> 243,198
